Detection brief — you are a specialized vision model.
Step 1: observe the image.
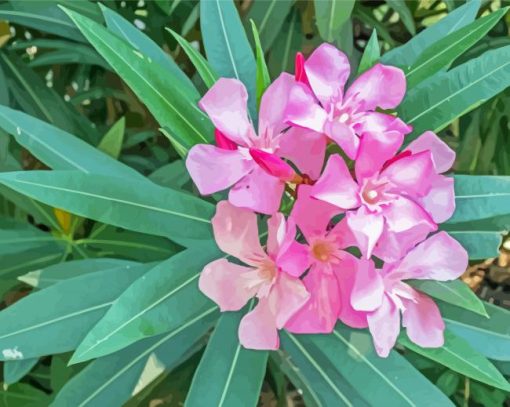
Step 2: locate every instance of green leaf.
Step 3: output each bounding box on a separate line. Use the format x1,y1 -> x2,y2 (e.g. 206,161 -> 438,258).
281,332 -> 368,406
314,0 -> 354,43
0,263 -> 152,361
3,358 -> 38,385
200,0 -> 257,117
0,106 -> 143,181
0,170 -> 214,243
0,245 -> 65,279
250,20 -> 271,109
399,46 -> 510,142
399,331 -> 510,391
64,7 -> 212,151
357,29 -> 380,75
186,306 -> 268,407
436,370 -> 460,397
166,28 -> 218,89
405,8 -> 508,88
408,279 -> 488,318
149,160 -> 190,190
385,0 -> 415,35
246,0 -> 292,51
268,9 -> 301,77
382,0 -> 480,67
0,383 -> 50,407
98,117 -> 125,159
71,247 -> 219,363
440,301 -> 510,361
99,4 -> 197,97
446,230 -> 503,260
53,308 -> 216,407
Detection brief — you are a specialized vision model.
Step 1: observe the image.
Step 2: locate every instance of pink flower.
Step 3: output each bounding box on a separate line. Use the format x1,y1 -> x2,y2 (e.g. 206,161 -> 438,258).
286,43 -> 411,159
198,201 -> 310,350
186,75 -> 326,215
340,232 -> 468,357
311,130 -> 456,259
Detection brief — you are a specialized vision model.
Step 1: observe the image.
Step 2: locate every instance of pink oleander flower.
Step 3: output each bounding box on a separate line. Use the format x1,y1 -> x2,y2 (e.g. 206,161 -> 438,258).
311,130 -> 456,259
186,75 -> 326,215
339,232 -> 468,357
282,185 -> 361,333
286,43 -> 411,159
198,201 -> 310,350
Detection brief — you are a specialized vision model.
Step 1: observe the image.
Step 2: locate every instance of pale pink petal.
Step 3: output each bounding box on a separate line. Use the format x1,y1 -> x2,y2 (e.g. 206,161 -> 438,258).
276,240 -> 311,278
249,148 -> 296,181
186,145 -> 255,195
199,78 -> 254,146
372,224 -> 433,263
329,216 -> 358,249
392,231 -> 468,281
278,127 -> 327,180
273,272 -> 310,328
323,120 -> 359,159
355,112 -> 412,136
212,201 -> 266,266
346,63 -> 406,111
229,166 -> 285,215
266,213 -> 286,258
367,294 -> 401,357
382,196 -> 437,234
418,175 -> 455,223
346,207 -> 384,258
290,185 -> 342,241
285,265 -> 340,333
351,259 -> 385,312
402,291 -> 445,348
311,155 -> 360,210
259,73 -> 294,137
355,130 -> 404,180
336,252 -> 369,329
382,151 -> 435,197
304,43 -> 350,107
406,131 -> 455,173
199,259 -> 258,311
285,82 -> 328,132
239,297 -> 279,350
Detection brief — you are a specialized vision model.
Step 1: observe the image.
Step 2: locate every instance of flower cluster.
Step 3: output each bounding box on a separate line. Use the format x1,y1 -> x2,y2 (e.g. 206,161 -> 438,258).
186,43 -> 468,357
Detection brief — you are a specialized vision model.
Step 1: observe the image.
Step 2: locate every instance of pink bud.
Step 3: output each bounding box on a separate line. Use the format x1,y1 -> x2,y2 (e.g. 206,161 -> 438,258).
294,52 -> 310,86
249,148 -> 296,182
215,129 -> 237,150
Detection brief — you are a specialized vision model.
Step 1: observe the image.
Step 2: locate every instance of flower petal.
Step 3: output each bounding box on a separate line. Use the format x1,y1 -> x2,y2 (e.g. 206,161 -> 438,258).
406,131 -> 455,173
286,82 -> 328,132
285,265 -> 340,333
323,120 -> 359,159
382,196 -> 436,234
402,291 -> 445,349
199,78 -> 254,146
274,272 -> 310,328
259,73 -> 295,138
351,259 -> 385,312
249,148 -> 296,181
355,111 -> 412,136
367,294 -> 401,358
346,63 -> 406,111
418,175 -> 455,223
212,201 -> 266,266
311,155 -> 360,210
239,297 -> 279,350
229,166 -> 285,215
304,43 -> 350,107
199,259 -> 258,311
276,240 -> 311,278
346,207 -> 384,258
266,213 -> 287,258
186,145 -> 255,195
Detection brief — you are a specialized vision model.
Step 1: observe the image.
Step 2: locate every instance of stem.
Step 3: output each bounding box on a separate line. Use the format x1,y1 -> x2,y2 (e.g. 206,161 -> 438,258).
463,377 -> 470,407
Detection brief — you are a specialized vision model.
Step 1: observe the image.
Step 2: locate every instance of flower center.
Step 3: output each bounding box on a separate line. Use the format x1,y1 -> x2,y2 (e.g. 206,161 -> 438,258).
361,178 -> 389,208
258,259 -> 277,282
311,237 -> 340,264
338,112 -> 350,123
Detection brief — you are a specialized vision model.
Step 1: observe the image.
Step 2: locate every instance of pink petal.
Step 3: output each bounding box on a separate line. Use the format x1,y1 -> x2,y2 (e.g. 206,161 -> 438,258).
285,265 -> 341,333
346,63 -> 406,111
351,259 -> 385,312
418,175 -> 455,223
402,291 -> 445,348
229,166 -> 285,215
285,82 -> 328,133
239,297 -> 279,350
392,231 -> 468,281
199,259 -> 258,311
186,145 -> 255,195
250,148 -> 296,181
329,216 -> 358,249
266,213 -> 286,258
304,43 -> 350,107
212,201 -> 266,266
323,120 -> 360,159
311,155 -> 360,210
259,73 -> 294,138
382,151 -> 435,197
290,185 -> 342,241
355,112 -> 412,136
278,127 -> 327,180
406,131 -> 455,173
382,196 -> 437,234
355,130 -> 404,180
276,240 -> 311,278
198,78 -> 254,146
273,272 -> 310,328
214,128 -> 237,150
367,294 -> 401,358
346,207 -> 384,258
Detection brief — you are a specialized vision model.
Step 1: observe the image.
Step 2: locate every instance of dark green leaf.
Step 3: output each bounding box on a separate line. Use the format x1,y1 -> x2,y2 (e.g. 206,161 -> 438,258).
246,0 -> 292,51
268,9 -> 301,77
250,20 -> 271,109
314,0 -> 354,43
385,0 -> 415,35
